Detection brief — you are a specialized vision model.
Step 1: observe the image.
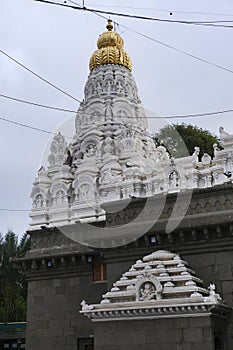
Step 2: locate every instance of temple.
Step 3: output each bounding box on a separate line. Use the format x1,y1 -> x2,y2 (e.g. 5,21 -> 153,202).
20,20 -> 233,350
29,20 -> 233,230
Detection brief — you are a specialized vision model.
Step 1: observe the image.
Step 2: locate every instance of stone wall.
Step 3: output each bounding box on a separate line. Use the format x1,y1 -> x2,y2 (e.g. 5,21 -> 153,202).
94,317 -> 215,350
26,271 -> 106,350
24,186 -> 233,350
25,243 -> 233,350
184,250 -> 233,349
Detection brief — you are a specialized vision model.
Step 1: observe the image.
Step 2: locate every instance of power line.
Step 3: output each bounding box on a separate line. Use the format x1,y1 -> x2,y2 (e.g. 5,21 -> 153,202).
0,116 -> 72,139
1,91 -> 233,119
0,1 -> 230,117
0,209 -> 30,212
163,108 -> 233,118
0,2 -> 231,130
34,1 -> 233,28
1,105 -> 233,142
80,3 -> 233,75
0,49 -> 81,104
0,93 -> 77,113
86,4 -> 233,18
35,0 -> 233,76
119,23 -> 233,76
83,9 -> 233,28
68,0 -> 108,20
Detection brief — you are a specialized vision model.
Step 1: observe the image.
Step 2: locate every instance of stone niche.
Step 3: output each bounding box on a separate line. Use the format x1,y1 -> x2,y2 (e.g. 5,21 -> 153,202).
80,250 -> 231,350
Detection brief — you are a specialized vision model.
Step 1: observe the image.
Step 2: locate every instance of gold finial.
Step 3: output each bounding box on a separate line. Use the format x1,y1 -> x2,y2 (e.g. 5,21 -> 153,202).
89,20 -> 132,71
106,19 -> 113,31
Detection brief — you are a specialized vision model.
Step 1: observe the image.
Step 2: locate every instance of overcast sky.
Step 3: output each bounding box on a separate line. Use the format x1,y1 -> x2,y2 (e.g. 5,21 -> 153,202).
1,0 -> 233,236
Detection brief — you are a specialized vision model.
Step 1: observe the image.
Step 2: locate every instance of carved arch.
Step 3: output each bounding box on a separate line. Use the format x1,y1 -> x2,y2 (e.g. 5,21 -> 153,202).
50,182 -> 70,207
31,186 -> 48,199
31,188 -> 48,209
81,136 -> 100,155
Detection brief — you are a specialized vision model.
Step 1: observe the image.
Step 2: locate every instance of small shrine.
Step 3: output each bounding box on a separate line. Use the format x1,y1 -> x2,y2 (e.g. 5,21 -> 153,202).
81,250 -> 230,349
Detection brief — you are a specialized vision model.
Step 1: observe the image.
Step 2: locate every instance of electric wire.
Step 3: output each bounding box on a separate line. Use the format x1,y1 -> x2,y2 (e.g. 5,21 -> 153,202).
86,4 -> 233,18
0,208 -> 30,212
119,23 -> 233,75
0,93 -> 77,113
0,49 -> 81,104
0,0 -> 230,114
0,116 -> 73,139
67,0 -> 108,20
34,1 -> 233,28
0,3 -> 232,133
36,0 -> 233,76
162,108 -> 233,118
83,10 -> 233,27
2,91 -> 233,119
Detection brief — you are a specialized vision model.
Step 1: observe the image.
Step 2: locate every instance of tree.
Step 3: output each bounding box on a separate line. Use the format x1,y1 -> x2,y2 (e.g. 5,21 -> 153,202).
153,123 -> 221,158
0,230 -> 30,322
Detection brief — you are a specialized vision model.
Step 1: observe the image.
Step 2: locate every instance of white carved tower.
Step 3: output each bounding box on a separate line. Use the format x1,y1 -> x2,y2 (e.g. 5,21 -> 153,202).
30,20 -> 159,228
29,20 -> 233,230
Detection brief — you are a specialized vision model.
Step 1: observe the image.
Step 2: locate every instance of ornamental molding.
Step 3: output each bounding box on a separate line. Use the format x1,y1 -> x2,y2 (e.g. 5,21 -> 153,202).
81,302 -> 231,322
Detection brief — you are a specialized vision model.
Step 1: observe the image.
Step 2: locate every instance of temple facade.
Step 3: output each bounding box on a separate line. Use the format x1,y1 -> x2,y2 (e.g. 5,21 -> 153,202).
20,20 -> 233,350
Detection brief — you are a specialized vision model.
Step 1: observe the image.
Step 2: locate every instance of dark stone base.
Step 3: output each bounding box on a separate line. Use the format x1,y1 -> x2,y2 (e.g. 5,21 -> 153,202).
94,317 -> 217,350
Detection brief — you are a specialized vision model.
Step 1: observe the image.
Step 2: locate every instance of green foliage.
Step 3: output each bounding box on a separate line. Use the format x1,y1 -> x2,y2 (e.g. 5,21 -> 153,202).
0,230 -> 30,322
153,123 -> 221,158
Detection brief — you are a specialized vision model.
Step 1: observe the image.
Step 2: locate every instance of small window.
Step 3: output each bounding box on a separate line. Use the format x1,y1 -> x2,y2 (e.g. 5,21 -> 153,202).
93,263 -> 107,282
85,346 -> 94,350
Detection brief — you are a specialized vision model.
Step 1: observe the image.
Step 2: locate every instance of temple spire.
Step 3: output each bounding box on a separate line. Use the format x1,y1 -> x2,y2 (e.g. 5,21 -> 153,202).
89,19 -> 132,71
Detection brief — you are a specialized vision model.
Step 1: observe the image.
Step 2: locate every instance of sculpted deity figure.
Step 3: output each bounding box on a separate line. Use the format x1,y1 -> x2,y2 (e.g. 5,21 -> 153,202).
208,283 -> 222,302
103,137 -> 114,155
81,300 -> 93,311
116,80 -> 124,93
86,144 -> 97,157
125,129 -> 133,138
140,282 -> 156,301
56,190 -> 65,205
201,152 -> 211,166
192,146 -> 200,164
34,194 -> 44,209
96,81 -> 102,94
213,143 -> 220,159
79,184 -> 90,200
118,110 -> 127,122
155,145 -> 169,163
209,283 -> 216,296
169,170 -> 180,188
219,126 -> 231,141
105,80 -> 112,93
146,138 -> 156,160
105,99 -> 113,120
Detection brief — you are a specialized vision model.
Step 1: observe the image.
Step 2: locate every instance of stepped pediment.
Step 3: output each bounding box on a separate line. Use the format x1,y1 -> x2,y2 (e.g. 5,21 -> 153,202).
80,250 -> 230,321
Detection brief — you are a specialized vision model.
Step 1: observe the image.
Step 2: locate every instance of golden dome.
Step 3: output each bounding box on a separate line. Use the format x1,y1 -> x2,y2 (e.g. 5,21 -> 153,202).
89,20 -> 132,71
